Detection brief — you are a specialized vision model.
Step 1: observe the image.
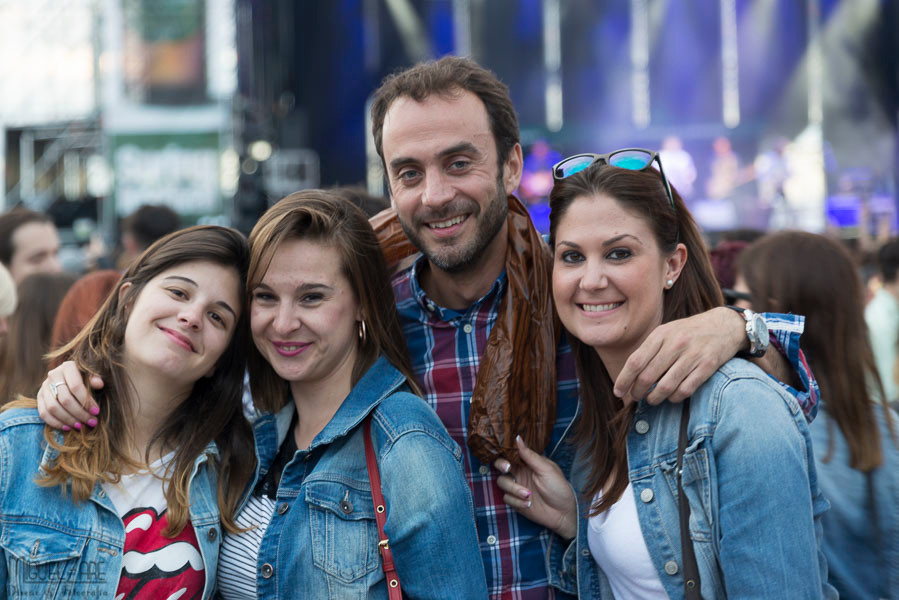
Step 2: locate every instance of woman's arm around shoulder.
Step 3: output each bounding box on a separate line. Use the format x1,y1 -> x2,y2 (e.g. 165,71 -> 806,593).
373,395 -> 488,599
709,364 -> 836,599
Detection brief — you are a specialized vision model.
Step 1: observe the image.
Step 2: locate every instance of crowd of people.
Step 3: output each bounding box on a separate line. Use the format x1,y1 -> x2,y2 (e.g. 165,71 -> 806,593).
0,56 -> 894,600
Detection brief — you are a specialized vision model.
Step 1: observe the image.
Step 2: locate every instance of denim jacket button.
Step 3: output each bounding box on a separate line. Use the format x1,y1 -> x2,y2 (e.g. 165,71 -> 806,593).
261,563 -> 274,578
278,502 -> 290,515
635,420 -> 650,434
581,548 -> 590,557
207,528 -> 217,541
340,500 -> 354,514
640,488 -> 654,503
664,560 -> 678,575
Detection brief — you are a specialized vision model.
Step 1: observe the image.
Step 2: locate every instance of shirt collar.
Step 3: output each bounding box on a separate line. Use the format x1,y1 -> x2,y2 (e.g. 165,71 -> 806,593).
408,254 -> 507,321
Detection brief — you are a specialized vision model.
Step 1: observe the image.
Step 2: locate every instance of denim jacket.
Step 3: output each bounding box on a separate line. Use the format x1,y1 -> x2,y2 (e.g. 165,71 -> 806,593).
552,358 -> 836,599
811,401 -> 899,599
0,408 -> 223,600
238,355 -> 488,599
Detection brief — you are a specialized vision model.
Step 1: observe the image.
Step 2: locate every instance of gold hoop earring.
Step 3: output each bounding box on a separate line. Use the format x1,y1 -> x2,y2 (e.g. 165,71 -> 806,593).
358,320 -> 367,344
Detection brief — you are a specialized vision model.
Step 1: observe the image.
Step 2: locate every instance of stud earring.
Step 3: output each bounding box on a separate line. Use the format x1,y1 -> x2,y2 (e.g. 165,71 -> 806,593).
666,279 -> 674,288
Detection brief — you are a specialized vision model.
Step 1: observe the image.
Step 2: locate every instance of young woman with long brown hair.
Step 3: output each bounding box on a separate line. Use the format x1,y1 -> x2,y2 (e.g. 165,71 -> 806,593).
736,231 -> 898,600
495,151 -> 834,599
0,226 -> 255,599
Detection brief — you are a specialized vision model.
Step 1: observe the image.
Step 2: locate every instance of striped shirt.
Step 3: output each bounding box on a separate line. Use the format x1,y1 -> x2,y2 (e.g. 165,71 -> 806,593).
392,257 -> 817,599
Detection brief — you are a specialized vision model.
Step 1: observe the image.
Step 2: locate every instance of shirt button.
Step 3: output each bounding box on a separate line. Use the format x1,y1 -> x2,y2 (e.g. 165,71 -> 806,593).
640,488 -> 654,503
478,465 -> 489,475
427,302 -> 436,312
635,420 -> 650,434
486,535 -> 497,545
207,528 -> 217,541
261,563 -> 274,578
463,323 -> 473,334
664,560 -> 679,575
277,503 -> 289,515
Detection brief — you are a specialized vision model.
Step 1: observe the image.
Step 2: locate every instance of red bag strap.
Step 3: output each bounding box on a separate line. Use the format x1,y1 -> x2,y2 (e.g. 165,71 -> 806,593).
363,414 -> 403,598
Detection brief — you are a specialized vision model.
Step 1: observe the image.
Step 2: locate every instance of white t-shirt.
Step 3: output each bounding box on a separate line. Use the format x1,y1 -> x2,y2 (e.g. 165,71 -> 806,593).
587,482 -> 667,600
102,453 -> 206,600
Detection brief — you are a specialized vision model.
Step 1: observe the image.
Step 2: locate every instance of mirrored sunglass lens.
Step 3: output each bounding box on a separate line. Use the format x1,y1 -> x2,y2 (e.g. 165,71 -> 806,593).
608,150 -> 653,171
558,156 -> 596,178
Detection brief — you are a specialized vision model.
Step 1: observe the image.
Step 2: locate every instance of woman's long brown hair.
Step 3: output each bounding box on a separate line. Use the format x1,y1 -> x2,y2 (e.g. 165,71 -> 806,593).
5,226 -> 256,536
549,165 -> 722,515
739,231 -> 895,471
247,190 -> 420,414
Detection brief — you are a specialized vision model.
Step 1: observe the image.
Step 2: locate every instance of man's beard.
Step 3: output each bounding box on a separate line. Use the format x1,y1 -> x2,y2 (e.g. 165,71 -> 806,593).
399,176 -> 508,275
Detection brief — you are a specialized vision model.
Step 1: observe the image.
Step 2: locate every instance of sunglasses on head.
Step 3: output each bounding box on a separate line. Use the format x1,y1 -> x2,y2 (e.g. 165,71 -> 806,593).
551,148 -> 676,211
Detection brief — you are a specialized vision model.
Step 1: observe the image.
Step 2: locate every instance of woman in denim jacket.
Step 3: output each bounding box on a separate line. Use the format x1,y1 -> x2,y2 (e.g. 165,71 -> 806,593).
0,226 -> 256,599
215,191 -> 487,599
494,153 -> 834,599
737,231 -> 898,600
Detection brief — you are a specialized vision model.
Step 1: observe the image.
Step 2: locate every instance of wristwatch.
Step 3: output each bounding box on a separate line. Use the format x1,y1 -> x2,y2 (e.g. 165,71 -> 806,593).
725,306 -> 769,358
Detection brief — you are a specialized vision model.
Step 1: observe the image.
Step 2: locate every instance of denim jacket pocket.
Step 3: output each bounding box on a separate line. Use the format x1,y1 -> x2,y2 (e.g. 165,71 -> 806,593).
1,521 -> 88,596
660,440 -> 714,543
305,479 -> 380,583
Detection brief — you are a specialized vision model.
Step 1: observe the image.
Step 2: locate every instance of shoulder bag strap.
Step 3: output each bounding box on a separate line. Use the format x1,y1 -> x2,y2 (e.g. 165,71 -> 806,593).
363,414 -> 403,599
677,398 -> 702,599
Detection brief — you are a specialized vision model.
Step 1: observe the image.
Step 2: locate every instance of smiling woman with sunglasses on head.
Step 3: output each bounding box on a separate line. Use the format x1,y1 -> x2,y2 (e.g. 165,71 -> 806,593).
495,150 -> 834,599
0,226 -> 255,599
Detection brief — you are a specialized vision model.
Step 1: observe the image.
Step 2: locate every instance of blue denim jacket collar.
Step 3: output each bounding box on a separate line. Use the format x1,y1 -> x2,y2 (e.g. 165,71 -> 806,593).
269,355 -> 407,451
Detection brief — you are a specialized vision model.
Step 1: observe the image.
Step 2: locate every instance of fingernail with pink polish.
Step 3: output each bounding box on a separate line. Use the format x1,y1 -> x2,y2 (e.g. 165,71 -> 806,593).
87,418 -> 98,428
73,422 -> 82,430
90,406 -> 100,416
62,425 -> 71,432
520,488 -> 531,499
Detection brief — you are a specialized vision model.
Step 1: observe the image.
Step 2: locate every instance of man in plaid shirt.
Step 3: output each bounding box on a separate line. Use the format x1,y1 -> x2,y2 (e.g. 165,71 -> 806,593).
370,57 -> 816,599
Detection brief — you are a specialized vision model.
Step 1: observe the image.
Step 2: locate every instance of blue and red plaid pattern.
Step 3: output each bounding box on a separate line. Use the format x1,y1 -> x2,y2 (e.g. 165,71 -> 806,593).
392,257 -> 817,599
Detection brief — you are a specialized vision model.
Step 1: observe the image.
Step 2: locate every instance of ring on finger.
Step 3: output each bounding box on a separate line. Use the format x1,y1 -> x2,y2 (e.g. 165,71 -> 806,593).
48,381 -> 67,399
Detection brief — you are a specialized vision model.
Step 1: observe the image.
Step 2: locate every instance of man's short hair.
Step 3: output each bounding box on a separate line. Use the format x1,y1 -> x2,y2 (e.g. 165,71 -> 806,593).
878,238 -> 899,284
0,208 -> 53,267
370,56 -> 520,169
122,204 -> 181,251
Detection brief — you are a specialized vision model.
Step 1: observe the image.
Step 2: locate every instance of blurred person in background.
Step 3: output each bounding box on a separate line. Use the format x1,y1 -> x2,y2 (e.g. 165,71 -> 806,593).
865,237 -> 899,403
0,271 -> 76,404
708,240 -> 750,305
0,265 -> 15,341
658,136 -> 697,199
328,184 -> 391,217
737,231 -> 898,600
0,207 -> 62,285
117,204 -> 181,269
50,269 -> 122,365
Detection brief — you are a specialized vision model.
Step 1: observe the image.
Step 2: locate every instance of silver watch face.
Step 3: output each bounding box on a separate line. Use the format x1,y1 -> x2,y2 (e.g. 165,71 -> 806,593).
747,311 -> 769,355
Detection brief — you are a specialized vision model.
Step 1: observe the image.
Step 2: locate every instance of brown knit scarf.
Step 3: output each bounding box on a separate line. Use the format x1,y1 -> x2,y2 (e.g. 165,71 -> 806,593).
370,195 -> 559,465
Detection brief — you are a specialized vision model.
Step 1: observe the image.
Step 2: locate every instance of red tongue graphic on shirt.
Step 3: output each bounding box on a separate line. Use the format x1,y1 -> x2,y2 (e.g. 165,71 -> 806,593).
114,507 -> 205,600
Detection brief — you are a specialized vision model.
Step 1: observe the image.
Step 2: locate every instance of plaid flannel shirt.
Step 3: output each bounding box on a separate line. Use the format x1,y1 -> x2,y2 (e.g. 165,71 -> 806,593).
392,257 -> 817,599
